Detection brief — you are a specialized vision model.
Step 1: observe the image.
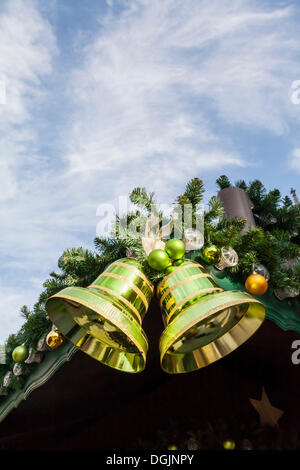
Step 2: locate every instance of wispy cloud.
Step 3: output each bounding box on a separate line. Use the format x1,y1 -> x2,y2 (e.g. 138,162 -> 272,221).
290,148 -> 300,173
1,0 -> 300,340
65,0 -> 300,195
0,0 -> 57,340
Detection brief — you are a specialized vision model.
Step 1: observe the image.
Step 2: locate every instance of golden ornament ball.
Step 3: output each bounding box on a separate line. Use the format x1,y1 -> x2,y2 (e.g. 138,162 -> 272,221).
46,330 -> 64,349
223,439 -> 236,450
245,273 -> 268,296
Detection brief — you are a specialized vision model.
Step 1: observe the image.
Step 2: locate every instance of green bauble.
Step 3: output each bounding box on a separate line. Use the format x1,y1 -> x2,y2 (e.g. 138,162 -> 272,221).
165,239 -> 185,260
173,259 -> 184,267
165,265 -> 175,275
223,440 -> 236,450
148,249 -> 170,271
200,244 -> 222,265
12,345 -> 29,363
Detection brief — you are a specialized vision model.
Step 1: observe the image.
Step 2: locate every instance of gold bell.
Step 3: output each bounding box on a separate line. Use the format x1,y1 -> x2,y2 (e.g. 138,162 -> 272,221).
45,258 -> 154,373
157,259 -> 266,374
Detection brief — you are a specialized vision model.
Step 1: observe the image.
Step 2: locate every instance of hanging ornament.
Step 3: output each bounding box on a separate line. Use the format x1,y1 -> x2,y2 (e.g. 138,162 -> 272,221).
187,437 -> 199,450
223,440 -> 236,450
157,259 -> 266,373
165,265 -> 175,275
215,247 -> 238,270
148,249 -> 170,271
183,228 -> 204,252
3,371 -> 13,388
36,334 -> 48,352
12,345 -> 29,363
242,439 -> 253,450
46,330 -> 64,350
252,263 -> 270,281
165,238 -> 185,260
245,274 -> 268,296
46,258 -> 154,373
200,244 -> 222,265
13,362 -> 30,377
24,347 -> 44,364
274,286 -> 299,301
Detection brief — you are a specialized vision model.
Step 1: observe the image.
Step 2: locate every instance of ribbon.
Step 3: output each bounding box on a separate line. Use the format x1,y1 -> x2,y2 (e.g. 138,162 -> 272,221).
142,213 -> 204,256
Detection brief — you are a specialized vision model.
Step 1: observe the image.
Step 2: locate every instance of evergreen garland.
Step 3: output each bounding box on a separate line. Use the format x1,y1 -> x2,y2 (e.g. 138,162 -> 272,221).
0,176 -> 299,399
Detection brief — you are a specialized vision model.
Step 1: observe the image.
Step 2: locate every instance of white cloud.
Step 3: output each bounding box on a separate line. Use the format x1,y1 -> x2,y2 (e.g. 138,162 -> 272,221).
0,284 -> 37,342
1,0 -> 300,341
290,148 -> 300,173
64,0 -> 300,197
0,0 -> 57,336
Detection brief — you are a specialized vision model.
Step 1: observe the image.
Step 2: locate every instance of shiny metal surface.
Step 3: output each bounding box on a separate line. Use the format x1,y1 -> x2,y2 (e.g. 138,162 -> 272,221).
46,258 -> 153,373
158,259 -> 266,373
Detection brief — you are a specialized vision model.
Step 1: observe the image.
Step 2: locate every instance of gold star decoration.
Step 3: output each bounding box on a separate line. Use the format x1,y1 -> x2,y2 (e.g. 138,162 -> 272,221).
249,387 -> 284,428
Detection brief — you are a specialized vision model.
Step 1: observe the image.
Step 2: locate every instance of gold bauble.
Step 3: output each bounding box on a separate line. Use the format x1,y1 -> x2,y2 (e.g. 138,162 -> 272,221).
46,330 -> 64,349
245,273 -> 268,296
223,439 -> 236,450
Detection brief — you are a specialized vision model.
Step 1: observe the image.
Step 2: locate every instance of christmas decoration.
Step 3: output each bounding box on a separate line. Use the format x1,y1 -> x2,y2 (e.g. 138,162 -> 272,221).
252,263 -> 270,281
157,259 -> 265,373
24,347 -> 44,364
274,286 -> 299,301
148,249 -> 170,271
183,228 -> 204,252
241,439 -> 253,450
165,238 -> 185,260
12,345 -> 29,363
249,387 -> 284,428
245,274 -> 268,296
0,175 -> 298,407
141,212 -> 166,256
3,372 -> 13,388
200,244 -> 222,265
173,259 -> 184,266
187,437 -> 199,450
215,247 -> 238,270
46,258 -> 154,373
165,266 -> 175,275
46,331 -> 64,350
223,439 -> 235,450
13,363 -> 30,377
36,334 -> 48,352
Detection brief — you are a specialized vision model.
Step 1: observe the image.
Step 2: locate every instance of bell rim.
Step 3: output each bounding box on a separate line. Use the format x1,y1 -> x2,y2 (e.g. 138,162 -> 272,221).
46,286 -> 148,373
159,290 -> 266,374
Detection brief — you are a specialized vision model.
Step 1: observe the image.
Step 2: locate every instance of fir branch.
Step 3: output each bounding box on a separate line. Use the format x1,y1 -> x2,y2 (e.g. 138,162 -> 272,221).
129,187 -> 155,212
216,175 -> 231,190
179,177 -> 205,208
204,197 -> 224,223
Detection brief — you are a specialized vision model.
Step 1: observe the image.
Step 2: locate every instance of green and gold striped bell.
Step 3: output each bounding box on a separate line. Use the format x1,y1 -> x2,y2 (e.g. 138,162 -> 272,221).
157,259 -> 266,374
45,258 -> 154,373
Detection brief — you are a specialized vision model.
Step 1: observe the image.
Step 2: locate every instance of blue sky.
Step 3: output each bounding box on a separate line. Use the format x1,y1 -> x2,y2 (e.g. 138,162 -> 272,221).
0,0 -> 300,341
